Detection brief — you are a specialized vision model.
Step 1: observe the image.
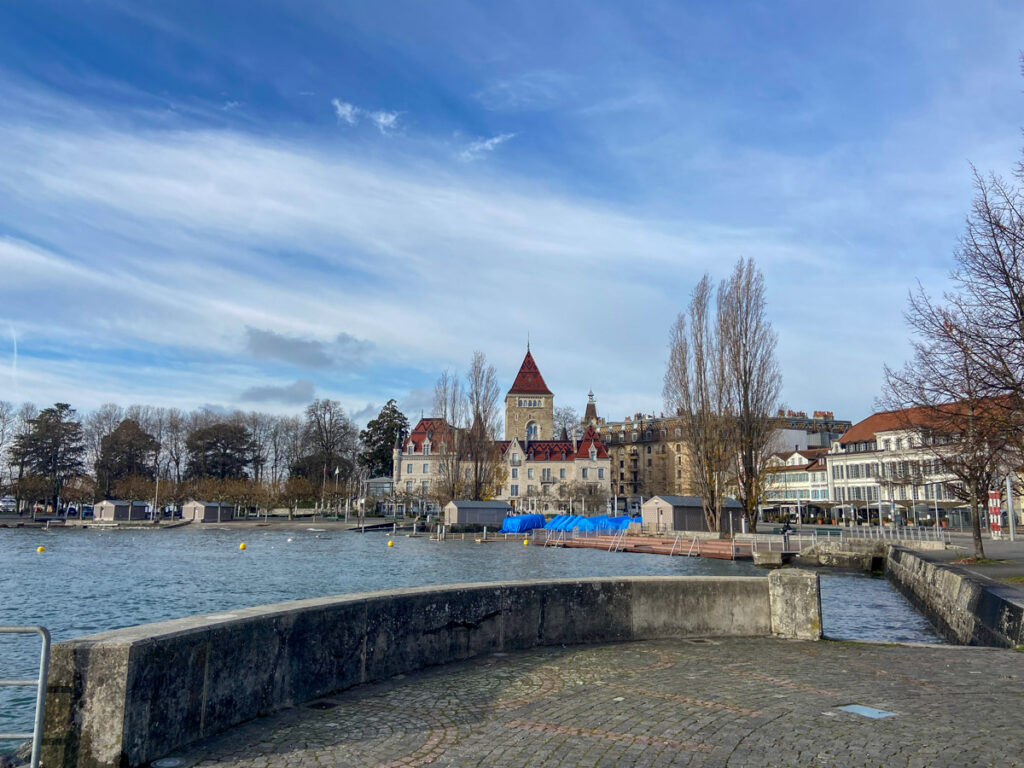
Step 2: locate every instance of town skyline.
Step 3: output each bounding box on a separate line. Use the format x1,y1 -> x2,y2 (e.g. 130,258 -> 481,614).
2,2 -> 1024,424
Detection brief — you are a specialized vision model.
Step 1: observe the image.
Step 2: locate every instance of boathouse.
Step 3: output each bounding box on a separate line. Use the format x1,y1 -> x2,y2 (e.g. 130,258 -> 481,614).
443,500 -> 511,526
181,500 -> 235,523
641,495 -> 745,534
94,499 -> 149,521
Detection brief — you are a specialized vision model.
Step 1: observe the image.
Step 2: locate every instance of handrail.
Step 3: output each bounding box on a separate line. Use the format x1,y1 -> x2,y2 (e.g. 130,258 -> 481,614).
0,625 -> 50,768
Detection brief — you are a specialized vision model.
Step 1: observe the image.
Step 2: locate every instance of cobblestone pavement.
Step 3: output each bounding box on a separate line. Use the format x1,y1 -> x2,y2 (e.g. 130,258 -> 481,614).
175,638 -> 1024,768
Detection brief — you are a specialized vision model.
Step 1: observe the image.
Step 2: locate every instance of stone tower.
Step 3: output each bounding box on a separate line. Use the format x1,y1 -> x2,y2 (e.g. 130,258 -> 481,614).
505,348 -> 554,441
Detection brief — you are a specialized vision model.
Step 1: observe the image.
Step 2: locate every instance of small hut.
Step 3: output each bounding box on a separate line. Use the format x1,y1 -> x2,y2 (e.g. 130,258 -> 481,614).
443,500 -> 512,527
181,500 -> 235,523
94,500 -> 149,521
641,495 -> 744,534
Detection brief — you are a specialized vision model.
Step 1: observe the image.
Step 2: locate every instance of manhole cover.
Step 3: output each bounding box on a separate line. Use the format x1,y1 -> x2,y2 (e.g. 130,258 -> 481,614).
306,700 -> 338,710
152,759 -> 186,768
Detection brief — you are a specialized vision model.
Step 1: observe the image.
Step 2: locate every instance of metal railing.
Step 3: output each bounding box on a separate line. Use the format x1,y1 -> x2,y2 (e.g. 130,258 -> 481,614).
0,625 -> 50,768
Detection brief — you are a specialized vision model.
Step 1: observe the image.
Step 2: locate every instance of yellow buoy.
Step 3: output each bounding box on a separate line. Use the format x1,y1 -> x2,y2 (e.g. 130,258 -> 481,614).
387,540 -> 394,547
523,539 -> 529,546
239,542 -> 247,551
36,546 -> 45,553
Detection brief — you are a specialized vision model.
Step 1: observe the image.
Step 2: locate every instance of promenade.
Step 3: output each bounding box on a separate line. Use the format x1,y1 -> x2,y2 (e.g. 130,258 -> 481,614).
171,636 -> 1024,768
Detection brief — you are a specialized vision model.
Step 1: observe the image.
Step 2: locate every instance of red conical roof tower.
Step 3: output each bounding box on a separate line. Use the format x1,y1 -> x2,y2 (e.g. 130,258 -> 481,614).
507,349 -> 552,395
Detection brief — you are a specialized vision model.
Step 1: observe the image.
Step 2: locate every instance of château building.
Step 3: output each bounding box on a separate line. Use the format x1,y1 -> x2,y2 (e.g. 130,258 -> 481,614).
393,348 -> 611,512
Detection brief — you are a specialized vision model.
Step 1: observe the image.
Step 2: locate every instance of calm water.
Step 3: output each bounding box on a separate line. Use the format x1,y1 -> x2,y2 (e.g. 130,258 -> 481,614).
0,526 -> 941,743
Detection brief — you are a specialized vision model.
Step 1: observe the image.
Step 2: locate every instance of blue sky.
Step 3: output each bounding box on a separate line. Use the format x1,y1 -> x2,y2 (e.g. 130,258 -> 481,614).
1,1 -> 1022,425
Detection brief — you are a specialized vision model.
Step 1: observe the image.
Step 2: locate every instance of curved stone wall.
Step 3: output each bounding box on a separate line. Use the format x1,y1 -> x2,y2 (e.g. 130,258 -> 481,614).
42,573 -> 819,768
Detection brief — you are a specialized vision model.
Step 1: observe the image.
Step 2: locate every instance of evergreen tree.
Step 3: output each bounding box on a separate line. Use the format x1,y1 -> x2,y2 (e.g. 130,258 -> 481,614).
185,422 -> 253,480
359,399 -> 409,478
11,403 -> 85,510
95,419 -> 159,498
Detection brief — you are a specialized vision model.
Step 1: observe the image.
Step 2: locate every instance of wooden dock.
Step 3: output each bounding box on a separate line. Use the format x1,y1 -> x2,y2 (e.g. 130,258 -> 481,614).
546,533 -> 752,560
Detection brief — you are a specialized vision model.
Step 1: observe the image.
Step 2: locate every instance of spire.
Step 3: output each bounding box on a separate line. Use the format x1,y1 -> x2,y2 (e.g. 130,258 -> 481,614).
584,390 -> 599,426
507,348 -> 553,395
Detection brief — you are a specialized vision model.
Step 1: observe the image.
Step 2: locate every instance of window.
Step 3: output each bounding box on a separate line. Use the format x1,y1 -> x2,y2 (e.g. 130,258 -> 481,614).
464,468 -> 471,479
405,481 -> 412,492
423,444 -> 430,455
406,463 -> 413,474
421,482 -> 428,493
582,468 -> 589,479
647,459 -> 652,467
512,453 -> 519,463
510,484 -> 519,496
598,468 -> 604,479
589,447 -> 597,460
646,446 -> 651,454
527,468 -> 534,479
883,439 -> 891,451
511,468 -> 518,479
422,463 -> 429,474
559,468 -> 566,479
407,444 -> 413,454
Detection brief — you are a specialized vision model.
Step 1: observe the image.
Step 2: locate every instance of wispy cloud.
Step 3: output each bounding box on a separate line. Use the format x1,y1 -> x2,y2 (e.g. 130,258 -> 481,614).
222,100 -> 241,111
331,98 -> 359,125
245,328 -> 374,369
239,379 -> 316,404
331,98 -> 400,133
460,132 -> 515,162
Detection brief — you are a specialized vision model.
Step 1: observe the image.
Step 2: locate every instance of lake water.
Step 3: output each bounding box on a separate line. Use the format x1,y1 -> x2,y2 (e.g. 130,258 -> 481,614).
0,526 -> 942,744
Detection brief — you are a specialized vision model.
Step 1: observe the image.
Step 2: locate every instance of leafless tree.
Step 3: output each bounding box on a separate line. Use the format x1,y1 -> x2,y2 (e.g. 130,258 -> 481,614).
303,399 -> 359,492
465,351 -> 503,500
432,369 -> 466,505
883,289 -> 1012,558
719,258 -> 783,533
83,403 -> 124,472
663,276 -> 734,534
0,400 -> 14,491
163,408 -> 189,483
553,405 -> 582,440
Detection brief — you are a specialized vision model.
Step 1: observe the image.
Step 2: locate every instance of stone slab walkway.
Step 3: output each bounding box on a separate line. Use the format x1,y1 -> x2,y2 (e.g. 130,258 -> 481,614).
171,637 -> 1024,768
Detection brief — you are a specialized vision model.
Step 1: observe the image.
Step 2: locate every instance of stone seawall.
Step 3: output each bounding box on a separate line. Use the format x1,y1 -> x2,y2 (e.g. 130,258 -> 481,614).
42,573 -> 819,768
885,546 -> 1024,647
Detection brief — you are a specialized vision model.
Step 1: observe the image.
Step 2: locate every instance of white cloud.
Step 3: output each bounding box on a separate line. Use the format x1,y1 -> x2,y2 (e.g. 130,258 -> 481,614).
460,132 -> 516,162
331,99 -> 400,133
331,98 -> 359,125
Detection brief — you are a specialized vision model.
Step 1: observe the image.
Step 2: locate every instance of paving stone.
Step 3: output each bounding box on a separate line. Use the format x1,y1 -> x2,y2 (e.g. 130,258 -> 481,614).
175,638 -> 1024,767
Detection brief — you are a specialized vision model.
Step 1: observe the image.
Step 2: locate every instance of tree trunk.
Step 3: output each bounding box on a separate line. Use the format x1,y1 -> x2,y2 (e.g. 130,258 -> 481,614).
971,485 -> 985,559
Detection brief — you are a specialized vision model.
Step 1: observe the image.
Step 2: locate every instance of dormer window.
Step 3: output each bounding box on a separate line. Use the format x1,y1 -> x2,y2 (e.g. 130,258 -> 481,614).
407,443 -> 413,454
589,447 -> 597,461
423,443 -> 430,455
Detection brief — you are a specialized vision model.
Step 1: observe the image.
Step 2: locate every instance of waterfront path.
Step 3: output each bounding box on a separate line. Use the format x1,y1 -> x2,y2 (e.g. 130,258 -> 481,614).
172,637 -> 1024,768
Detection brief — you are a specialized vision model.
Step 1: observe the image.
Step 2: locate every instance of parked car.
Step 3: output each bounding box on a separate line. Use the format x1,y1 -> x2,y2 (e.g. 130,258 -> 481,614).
0,496 -> 16,514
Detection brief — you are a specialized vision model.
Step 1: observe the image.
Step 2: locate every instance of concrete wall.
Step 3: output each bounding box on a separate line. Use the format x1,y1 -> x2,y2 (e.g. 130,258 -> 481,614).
885,546 -> 1024,647
43,574 -> 820,768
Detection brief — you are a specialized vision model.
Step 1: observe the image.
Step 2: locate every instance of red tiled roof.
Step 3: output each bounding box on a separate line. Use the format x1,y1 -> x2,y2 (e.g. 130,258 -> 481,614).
575,425 -> 609,460
838,397 -> 1014,444
402,417 -> 454,453
498,428 -> 609,462
507,350 -> 552,395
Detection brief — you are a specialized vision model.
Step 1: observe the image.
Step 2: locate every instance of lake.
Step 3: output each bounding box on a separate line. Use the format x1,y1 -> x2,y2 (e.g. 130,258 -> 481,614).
0,525 -> 942,744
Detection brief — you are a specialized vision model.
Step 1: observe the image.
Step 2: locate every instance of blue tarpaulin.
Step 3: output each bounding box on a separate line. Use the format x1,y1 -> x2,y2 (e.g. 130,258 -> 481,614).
543,514 -> 640,532
499,513 -> 547,533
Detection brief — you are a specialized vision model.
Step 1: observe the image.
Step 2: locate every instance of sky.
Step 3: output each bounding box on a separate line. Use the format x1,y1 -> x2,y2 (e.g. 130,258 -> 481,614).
1,1 -> 1022,427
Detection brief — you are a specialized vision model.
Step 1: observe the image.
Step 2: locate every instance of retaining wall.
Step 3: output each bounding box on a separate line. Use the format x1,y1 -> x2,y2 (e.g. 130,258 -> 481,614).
885,546 -> 1024,647
42,573 -> 820,768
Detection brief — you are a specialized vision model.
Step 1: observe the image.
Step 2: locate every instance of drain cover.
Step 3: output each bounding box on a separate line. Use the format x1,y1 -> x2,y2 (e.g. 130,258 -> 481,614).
306,700 -> 338,710
152,759 -> 186,768
838,704 -> 896,719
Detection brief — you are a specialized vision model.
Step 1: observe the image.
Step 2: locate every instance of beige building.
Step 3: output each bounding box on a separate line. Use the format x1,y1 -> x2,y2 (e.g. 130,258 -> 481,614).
181,500 -> 236,523
393,348 -> 612,512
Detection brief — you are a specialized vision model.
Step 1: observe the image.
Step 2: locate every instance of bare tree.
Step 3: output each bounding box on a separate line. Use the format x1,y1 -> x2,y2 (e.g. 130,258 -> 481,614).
83,403 -> 124,472
164,408 -> 189,483
0,400 -> 14,492
719,258 -> 783,533
883,290 -> 1012,558
663,276 -> 734,534
465,351 -> 503,500
553,405 -> 582,440
432,369 -> 466,505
